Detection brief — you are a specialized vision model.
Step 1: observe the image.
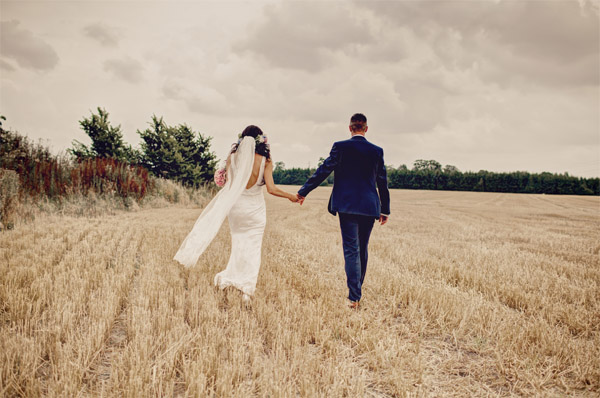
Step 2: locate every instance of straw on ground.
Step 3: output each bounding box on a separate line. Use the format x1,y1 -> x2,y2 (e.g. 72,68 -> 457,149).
1,188 -> 598,396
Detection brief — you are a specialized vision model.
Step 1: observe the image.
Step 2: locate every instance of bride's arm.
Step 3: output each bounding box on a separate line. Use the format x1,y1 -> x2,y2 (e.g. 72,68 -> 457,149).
263,160 -> 299,202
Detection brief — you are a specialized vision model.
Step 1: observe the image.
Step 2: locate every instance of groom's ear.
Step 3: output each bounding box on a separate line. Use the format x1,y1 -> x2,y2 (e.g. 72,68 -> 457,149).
365,126 -> 368,133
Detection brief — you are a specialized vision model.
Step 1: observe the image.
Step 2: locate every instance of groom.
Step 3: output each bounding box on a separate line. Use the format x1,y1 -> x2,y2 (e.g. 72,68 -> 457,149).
297,113 -> 390,309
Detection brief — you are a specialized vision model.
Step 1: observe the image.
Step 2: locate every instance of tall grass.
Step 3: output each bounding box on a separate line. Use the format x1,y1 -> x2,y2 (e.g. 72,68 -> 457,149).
1,129 -> 153,200
69,157 -> 152,200
0,169 -> 20,230
0,129 -> 213,226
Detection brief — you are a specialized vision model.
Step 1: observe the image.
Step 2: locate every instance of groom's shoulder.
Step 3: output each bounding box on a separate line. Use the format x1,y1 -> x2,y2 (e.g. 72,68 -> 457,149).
365,137 -> 384,152
355,138 -> 385,151
364,140 -> 385,158
334,138 -> 351,145
334,137 -> 371,145
368,140 -> 383,151
332,139 -> 351,149
334,138 -> 384,153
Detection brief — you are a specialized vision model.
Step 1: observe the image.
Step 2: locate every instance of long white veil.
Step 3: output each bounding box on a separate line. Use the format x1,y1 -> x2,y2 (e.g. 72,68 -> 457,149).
173,136 -> 256,268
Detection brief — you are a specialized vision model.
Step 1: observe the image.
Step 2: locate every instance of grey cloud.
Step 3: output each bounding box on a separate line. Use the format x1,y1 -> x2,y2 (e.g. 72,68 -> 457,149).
360,37 -> 406,64
358,0 -> 598,57
83,23 -> 119,47
488,2 -> 598,62
234,2 -> 374,72
161,80 -> 229,115
103,57 -> 143,83
478,43 -> 600,88
356,0 -> 599,86
0,59 -> 16,72
162,83 -> 182,101
0,20 -> 59,71
393,79 -> 447,133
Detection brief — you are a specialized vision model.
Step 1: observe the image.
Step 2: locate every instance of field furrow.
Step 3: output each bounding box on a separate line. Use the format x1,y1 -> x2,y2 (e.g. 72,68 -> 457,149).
1,189 -> 598,397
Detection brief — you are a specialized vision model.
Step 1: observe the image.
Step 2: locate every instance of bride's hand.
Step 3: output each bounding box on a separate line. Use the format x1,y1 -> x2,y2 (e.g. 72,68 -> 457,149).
288,194 -> 299,203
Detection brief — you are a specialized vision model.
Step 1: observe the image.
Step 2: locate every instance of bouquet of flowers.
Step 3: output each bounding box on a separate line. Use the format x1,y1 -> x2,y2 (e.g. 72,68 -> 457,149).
214,167 -> 227,187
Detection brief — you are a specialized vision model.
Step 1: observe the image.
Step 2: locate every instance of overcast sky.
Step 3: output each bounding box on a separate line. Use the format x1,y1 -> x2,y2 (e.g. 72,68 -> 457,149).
1,0 -> 599,177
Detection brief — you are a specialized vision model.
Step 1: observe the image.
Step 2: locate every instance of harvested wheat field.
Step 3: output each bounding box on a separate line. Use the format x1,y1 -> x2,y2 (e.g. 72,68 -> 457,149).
1,187 -> 599,397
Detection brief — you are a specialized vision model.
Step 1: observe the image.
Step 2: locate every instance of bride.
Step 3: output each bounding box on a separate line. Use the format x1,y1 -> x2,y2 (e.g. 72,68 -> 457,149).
173,125 -> 299,301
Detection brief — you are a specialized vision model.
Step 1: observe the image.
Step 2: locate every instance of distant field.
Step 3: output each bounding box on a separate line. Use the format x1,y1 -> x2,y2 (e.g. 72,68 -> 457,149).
1,188 -> 599,396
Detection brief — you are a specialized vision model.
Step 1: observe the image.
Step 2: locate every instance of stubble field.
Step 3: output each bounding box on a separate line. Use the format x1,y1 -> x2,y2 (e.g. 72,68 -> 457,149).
1,187 -> 599,397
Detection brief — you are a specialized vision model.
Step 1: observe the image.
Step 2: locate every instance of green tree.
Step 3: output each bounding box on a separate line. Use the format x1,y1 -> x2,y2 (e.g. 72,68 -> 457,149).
413,159 -> 442,172
274,161 -> 286,171
270,158 -> 599,196
443,164 -> 459,174
138,115 -> 217,187
273,161 -> 286,184
69,107 -> 139,162
412,160 -> 442,189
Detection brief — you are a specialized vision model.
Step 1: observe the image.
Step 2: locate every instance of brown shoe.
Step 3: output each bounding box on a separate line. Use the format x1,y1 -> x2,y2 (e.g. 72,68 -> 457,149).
348,300 -> 360,310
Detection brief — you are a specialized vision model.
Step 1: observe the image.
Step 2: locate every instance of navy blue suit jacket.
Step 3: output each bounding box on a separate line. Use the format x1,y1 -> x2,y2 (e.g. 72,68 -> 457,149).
298,135 -> 390,219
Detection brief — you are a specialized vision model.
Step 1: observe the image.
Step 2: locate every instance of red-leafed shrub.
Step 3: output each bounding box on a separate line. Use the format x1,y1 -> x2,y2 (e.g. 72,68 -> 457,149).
1,129 -> 153,201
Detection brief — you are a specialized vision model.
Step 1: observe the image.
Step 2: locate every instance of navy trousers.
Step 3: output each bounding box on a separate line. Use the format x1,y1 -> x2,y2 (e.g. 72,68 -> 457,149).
338,213 -> 375,302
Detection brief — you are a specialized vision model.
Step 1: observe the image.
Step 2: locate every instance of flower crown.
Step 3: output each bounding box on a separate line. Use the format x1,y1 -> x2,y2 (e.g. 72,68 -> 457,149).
236,133 -> 268,147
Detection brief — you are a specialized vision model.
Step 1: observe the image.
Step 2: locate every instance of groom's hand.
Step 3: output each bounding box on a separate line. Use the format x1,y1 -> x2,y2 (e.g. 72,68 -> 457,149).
296,193 -> 305,205
379,215 -> 388,225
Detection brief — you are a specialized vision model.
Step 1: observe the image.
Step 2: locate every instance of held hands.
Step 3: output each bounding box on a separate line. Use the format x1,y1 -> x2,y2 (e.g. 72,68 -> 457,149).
288,193 -> 301,203
288,193 -> 304,204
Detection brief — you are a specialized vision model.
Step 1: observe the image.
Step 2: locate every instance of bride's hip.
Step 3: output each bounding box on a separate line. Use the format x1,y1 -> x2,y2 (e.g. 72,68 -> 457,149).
229,197 -> 265,220
234,193 -> 265,206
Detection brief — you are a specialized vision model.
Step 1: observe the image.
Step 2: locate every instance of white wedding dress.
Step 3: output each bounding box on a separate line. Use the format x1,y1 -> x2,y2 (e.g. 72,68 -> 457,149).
214,156 -> 266,296
173,136 -> 266,298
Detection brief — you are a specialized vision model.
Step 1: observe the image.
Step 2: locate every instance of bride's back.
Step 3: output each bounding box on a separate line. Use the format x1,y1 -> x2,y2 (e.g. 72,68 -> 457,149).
245,153 -> 266,191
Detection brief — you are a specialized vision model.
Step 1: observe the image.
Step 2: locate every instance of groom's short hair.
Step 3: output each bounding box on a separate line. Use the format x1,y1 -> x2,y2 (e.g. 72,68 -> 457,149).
350,113 -> 367,132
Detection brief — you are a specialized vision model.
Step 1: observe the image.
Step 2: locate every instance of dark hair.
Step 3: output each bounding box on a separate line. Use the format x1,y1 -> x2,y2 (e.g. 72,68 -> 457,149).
231,125 -> 271,160
350,113 -> 367,132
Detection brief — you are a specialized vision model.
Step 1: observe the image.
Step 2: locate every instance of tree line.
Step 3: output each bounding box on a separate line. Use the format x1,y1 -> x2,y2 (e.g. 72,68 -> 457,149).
272,159 -> 599,196
1,110 -> 217,229
4,108 -> 598,195
1,107 -> 217,204
69,107 -> 217,188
